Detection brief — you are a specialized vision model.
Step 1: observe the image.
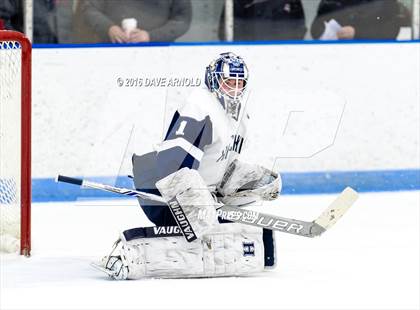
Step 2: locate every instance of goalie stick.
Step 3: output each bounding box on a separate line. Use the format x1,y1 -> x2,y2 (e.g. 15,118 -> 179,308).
56,175 -> 358,238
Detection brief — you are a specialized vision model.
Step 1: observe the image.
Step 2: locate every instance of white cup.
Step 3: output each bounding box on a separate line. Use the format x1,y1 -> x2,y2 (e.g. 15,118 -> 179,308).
122,18 -> 138,35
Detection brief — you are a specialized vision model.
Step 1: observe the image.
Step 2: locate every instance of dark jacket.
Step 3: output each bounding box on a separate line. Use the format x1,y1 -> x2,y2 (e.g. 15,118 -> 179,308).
82,0 -> 192,42
219,0 -> 307,41
311,0 -> 410,40
0,0 -> 57,43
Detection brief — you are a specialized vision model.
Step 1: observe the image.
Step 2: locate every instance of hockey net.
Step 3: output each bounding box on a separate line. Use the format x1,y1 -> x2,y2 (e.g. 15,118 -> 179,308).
0,31 -> 31,256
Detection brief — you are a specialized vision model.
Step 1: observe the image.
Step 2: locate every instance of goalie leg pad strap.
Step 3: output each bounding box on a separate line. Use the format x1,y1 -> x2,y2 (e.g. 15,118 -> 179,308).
118,223 -> 265,279
156,168 -> 219,238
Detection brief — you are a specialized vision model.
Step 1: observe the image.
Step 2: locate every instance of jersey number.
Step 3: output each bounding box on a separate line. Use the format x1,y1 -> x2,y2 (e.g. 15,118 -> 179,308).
175,120 -> 187,136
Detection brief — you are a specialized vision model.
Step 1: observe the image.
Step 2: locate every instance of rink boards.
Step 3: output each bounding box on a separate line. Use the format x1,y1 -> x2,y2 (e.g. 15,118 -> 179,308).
30,41 -> 419,200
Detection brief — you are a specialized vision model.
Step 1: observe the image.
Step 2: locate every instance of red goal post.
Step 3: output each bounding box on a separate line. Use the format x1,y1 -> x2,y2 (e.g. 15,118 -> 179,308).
0,30 -> 31,256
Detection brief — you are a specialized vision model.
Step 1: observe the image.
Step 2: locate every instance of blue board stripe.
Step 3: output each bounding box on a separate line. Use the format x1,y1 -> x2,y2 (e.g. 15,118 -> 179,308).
32,39 -> 420,49
32,169 -> 419,202
281,169 -> 420,194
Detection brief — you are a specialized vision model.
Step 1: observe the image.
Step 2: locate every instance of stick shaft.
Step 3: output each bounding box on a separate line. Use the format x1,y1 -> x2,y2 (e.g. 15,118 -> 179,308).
56,175 -> 357,238
57,175 -> 166,203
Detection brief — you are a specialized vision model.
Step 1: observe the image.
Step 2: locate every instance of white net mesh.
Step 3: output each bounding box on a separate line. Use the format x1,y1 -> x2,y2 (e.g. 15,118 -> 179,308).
0,40 -> 22,253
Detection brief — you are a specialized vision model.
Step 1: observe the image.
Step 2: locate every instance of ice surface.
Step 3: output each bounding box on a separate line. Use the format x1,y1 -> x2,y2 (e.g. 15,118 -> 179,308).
1,191 -> 419,310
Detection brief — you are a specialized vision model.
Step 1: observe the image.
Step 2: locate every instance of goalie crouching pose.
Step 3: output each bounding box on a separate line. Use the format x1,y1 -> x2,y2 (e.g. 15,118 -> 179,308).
99,52 -> 282,280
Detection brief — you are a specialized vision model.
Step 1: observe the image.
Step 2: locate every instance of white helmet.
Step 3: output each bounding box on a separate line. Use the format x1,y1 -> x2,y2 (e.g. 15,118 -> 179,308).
205,52 -> 249,120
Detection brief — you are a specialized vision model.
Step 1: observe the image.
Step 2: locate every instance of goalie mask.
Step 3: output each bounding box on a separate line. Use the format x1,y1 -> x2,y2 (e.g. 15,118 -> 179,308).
205,52 -> 249,120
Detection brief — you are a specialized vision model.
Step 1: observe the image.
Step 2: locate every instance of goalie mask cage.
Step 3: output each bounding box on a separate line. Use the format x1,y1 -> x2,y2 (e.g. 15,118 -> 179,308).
0,31 -> 31,256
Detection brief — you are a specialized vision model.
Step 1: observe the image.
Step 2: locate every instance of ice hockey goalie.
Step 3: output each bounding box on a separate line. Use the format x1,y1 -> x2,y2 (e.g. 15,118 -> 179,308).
95,52 -> 282,280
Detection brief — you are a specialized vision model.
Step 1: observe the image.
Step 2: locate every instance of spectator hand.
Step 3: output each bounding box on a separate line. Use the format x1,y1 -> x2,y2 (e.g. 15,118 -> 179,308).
129,29 -> 150,43
108,25 -> 129,43
337,26 -> 355,39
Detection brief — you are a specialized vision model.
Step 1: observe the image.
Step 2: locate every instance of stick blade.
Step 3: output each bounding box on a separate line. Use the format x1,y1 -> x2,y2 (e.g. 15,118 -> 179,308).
314,187 -> 359,231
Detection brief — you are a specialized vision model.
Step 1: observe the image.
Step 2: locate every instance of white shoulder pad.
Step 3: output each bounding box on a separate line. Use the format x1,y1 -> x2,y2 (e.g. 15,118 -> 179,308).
178,88 -> 215,121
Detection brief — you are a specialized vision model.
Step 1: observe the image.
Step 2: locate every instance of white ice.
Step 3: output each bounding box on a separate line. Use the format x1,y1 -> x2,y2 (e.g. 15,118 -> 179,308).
1,191 -> 419,310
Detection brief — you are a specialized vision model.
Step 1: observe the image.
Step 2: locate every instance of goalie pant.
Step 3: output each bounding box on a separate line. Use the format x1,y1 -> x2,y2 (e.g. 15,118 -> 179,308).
107,222 -> 265,279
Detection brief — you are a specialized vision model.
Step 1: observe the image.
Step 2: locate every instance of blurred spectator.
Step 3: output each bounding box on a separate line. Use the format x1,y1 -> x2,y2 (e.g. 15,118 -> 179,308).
311,0 -> 411,40
219,0 -> 307,41
0,0 -> 57,43
80,0 -> 192,43
53,0 -> 76,43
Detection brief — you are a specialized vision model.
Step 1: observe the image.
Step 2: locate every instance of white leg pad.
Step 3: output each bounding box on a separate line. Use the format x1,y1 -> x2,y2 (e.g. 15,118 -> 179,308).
119,223 -> 264,279
155,168 -> 219,238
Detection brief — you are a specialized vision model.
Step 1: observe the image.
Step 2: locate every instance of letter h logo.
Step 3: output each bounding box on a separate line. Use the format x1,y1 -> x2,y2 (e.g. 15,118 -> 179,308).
243,241 -> 255,257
